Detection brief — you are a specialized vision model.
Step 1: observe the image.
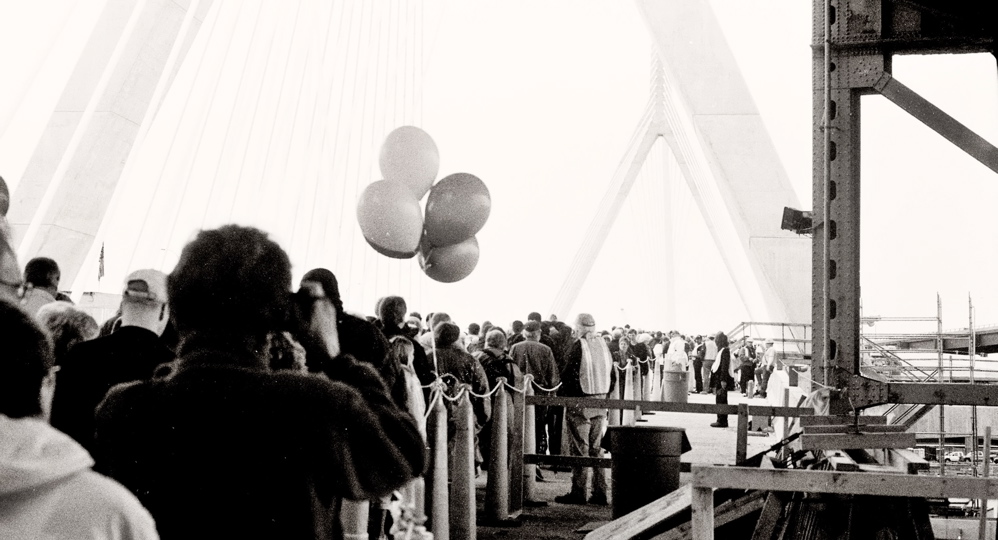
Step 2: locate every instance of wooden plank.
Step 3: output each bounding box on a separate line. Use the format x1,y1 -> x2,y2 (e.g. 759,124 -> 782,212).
654,492 -> 766,540
803,424 -> 906,434
750,492 -> 786,540
690,487 -> 714,540
524,453 -> 692,472
824,450 -> 861,472
865,448 -> 931,474
691,465 -> 998,499
736,404 -> 749,464
799,415 -> 887,427
583,484 -> 692,540
527,396 -> 813,418
800,432 -> 916,451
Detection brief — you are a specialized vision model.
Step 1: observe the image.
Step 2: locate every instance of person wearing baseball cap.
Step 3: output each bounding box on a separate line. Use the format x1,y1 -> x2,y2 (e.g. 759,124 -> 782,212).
50,269 -> 174,453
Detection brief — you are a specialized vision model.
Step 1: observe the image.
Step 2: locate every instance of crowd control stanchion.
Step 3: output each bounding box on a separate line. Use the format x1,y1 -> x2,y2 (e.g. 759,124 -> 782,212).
522,379 -> 537,504
622,364 -> 636,426
609,365 -> 623,427
485,380 -> 510,523
509,379 -> 525,514
450,389 -> 476,540
340,499 -> 369,540
426,391 -> 449,540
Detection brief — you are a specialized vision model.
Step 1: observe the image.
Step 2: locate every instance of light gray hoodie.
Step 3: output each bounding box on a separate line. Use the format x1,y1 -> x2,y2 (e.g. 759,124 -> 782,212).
0,414 -> 158,539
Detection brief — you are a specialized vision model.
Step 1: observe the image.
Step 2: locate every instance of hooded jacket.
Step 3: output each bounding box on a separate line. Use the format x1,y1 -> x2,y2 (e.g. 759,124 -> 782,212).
0,414 -> 158,539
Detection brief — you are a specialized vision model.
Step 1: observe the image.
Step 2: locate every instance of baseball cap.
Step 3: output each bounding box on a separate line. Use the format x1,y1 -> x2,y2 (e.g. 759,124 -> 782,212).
122,269 -> 168,304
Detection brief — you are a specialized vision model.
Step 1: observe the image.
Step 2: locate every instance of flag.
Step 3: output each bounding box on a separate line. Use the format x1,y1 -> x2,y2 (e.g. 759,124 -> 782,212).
98,243 -> 105,281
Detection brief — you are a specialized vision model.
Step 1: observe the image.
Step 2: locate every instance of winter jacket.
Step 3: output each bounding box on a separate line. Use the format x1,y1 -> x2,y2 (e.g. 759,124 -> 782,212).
0,415 -> 158,540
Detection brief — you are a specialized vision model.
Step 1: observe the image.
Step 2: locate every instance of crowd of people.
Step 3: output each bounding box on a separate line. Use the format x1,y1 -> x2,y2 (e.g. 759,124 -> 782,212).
0,217 -> 781,539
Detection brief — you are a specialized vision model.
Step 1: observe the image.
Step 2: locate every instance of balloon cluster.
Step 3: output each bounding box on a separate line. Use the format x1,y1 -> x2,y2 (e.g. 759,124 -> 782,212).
357,126 -> 491,283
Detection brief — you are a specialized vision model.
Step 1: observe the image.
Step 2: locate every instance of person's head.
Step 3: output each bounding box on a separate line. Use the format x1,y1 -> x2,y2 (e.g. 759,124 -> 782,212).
715,331 -> 729,349
434,321 -> 461,349
429,312 -> 451,333
24,257 -> 60,294
300,268 -> 344,316
169,225 -> 291,354
468,322 -> 481,336
523,320 -> 542,341
511,320 -> 524,334
549,314 -> 558,322
485,329 -> 507,351
574,312 -> 596,337
0,300 -> 56,420
388,335 -> 415,366
708,335 -> 715,341
403,316 -> 422,338
409,311 -> 422,322
120,269 -> 170,336
527,312 -> 542,323
35,301 -> 98,362
379,296 -> 407,328
765,339 -> 774,348
480,321 -> 494,337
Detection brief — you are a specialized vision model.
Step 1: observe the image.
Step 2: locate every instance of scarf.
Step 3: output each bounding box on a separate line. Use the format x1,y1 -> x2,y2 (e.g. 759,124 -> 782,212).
578,333 -> 612,395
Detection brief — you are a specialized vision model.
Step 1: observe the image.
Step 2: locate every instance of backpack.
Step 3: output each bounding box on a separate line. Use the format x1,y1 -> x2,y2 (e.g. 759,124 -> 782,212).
480,349 -> 518,391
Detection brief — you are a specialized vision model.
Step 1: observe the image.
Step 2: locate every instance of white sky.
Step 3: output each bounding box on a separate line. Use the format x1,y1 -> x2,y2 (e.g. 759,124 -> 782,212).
2,0 -> 997,335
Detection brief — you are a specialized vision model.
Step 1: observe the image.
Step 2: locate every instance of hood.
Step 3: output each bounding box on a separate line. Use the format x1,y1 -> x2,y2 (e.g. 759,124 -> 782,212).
0,415 -> 93,496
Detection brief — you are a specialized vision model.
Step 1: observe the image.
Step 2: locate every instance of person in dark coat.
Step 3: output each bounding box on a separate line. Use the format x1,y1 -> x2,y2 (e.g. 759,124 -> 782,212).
710,331 -> 732,428
50,270 -> 174,455
94,225 -> 425,540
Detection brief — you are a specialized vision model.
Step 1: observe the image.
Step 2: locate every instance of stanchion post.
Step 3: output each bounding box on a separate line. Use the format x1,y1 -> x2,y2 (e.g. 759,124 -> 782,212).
523,379 -> 537,504
980,425 -> 991,539
426,392 -> 449,540
485,380 -> 510,523
340,499 -> 370,540
450,389 -> 476,540
736,403 -> 749,464
510,378 -> 525,514
622,364 -> 636,426
609,367 -> 622,426
635,363 -> 643,422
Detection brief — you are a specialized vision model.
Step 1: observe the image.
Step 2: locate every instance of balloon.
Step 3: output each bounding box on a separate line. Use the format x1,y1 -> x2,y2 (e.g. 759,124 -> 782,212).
379,126 -> 440,200
357,180 -> 423,259
419,236 -> 480,283
423,173 -> 491,247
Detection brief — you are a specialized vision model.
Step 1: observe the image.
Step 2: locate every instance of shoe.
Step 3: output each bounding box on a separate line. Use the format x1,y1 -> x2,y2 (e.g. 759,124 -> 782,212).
710,422 -> 729,428
554,492 -> 588,505
588,494 -> 609,506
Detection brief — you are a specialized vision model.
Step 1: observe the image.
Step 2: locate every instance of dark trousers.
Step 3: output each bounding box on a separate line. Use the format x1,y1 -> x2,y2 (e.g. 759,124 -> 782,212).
535,405 -> 549,454
692,359 -> 704,392
739,365 -> 754,393
548,406 -> 564,456
713,372 -> 729,425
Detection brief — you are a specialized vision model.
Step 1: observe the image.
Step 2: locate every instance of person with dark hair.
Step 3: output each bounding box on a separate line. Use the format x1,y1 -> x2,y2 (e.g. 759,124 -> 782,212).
21,256 -> 60,315
508,319 -> 525,347
95,225 -> 424,540
433,321 -> 491,428
466,322 -> 482,353
510,320 -> 559,462
473,329 -> 520,467
418,311 -> 451,356
0,300 -> 159,538
380,296 -> 434,388
709,332 -> 733,428
50,269 -> 175,455
300,268 -> 390,377
527,312 -> 542,323
35,301 -> 99,363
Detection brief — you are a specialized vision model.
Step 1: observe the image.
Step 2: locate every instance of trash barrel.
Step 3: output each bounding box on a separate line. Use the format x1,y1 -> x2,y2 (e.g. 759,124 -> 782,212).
661,370 -> 688,403
606,426 -> 691,518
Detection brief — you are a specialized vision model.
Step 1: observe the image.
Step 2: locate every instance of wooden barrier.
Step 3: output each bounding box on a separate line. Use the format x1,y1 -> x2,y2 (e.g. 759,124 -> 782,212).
426,394 -> 449,540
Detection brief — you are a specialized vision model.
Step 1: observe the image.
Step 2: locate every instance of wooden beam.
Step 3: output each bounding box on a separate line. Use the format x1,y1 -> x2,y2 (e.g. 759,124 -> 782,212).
526,396 -> 812,418
523,454 -> 612,468
652,492 -> 766,540
824,450 -> 861,471
583,484 -> 692,540
799,415 -> 887,427
736,404 -> 749,464
690,487 -> 714,540
691,465 -> 998,499
750,492 -> 787,540
801,432 -> 916,451
803,424 -> 907,434
865,448 -> 931,474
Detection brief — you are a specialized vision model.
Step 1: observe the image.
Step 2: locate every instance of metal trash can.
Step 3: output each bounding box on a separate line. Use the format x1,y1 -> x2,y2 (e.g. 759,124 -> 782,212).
605,426 -> 692,518
661,370 -> 688,403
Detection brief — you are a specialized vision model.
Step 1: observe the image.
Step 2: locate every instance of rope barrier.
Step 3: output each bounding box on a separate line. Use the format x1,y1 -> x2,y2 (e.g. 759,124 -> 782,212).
528,378 -> 562,393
